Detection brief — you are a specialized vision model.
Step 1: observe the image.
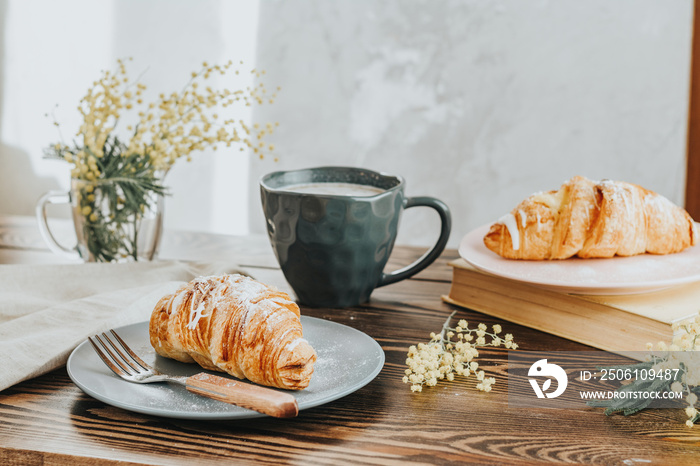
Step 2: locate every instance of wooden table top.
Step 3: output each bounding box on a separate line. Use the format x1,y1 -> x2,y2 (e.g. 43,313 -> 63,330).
2,215 -> 700,465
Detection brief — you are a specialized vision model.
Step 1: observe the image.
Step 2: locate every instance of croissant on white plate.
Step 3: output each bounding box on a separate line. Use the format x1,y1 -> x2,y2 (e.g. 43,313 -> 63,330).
483,176 -> 698,260
149,274 -> 317,390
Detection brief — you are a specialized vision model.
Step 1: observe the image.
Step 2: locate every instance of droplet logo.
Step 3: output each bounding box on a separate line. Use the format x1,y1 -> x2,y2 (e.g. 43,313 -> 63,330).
528,359 -> 568,399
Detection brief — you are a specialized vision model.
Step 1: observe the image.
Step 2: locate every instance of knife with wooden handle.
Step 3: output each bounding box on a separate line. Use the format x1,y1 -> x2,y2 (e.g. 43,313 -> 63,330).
185,373 -> 299,418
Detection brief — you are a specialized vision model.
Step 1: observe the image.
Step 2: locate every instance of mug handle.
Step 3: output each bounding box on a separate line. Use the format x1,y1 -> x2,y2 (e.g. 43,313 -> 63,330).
36,190 -> 80,260
377,196 -> 451,287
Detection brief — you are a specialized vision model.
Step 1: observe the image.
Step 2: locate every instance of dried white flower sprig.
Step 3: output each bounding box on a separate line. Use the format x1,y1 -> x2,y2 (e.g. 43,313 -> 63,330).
403,311 -> 518,393
664,317 -> 700,427
589,314 -> 700,428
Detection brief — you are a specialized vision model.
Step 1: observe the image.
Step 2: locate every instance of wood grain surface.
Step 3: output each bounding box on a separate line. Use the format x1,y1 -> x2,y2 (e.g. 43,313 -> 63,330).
3,218 -> 700,464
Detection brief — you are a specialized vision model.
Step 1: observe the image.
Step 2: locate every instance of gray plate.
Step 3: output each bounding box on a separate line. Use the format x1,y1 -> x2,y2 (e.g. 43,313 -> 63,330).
67,316 -> 385,420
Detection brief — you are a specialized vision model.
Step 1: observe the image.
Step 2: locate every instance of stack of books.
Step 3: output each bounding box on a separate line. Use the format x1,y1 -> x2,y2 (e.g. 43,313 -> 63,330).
442,258 -> 699,354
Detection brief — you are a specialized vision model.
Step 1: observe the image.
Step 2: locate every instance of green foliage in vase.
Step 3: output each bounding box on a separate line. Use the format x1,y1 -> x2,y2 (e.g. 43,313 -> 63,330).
45,58 -> 277,261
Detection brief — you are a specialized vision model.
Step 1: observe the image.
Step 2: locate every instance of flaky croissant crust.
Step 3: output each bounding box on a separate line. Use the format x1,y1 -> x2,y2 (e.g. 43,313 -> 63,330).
149,274 -> 316,390
483,176 -> 698,260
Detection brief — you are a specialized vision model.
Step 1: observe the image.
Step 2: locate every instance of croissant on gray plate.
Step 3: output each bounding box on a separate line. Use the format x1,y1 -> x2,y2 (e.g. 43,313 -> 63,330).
149,274 -> 317,390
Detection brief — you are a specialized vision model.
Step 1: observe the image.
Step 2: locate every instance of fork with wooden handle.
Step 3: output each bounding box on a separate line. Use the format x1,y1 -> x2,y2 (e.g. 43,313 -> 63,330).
89,330 -> 299,418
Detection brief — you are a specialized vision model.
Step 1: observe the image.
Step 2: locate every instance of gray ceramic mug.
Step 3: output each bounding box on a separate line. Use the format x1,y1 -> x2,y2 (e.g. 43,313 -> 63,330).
260,166 -> 451,308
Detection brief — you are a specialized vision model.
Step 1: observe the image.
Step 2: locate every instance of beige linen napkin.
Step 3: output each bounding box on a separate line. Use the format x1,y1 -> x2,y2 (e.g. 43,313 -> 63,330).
0,260 -> 241,392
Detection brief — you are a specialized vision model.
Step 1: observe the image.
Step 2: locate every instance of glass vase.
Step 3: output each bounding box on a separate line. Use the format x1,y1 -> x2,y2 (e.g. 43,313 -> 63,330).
37,177 -> 164,262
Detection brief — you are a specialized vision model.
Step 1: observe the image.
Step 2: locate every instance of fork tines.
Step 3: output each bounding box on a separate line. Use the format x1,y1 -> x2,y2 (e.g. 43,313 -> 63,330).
89,330 -> 150,378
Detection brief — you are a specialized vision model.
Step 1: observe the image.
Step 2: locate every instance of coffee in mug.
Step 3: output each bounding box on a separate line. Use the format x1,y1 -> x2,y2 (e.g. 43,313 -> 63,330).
284,182 -> 385,197
260,166 -> 451,308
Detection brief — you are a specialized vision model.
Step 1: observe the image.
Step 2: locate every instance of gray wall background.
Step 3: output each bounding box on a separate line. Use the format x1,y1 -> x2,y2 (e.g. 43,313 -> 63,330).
0,0 -> 692,250
249,0 -> 693,248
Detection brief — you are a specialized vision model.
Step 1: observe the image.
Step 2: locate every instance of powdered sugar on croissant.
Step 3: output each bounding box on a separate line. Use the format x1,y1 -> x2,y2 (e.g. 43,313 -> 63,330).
483,176 -> 698,260
149,274 -> 316,390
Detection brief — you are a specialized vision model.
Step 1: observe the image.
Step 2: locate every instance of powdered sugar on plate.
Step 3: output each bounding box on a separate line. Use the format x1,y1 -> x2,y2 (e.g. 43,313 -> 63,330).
67,317 -> 385,420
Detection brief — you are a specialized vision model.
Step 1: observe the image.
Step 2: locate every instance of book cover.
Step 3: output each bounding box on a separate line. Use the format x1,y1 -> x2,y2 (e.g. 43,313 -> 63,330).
442,259 -> 698,355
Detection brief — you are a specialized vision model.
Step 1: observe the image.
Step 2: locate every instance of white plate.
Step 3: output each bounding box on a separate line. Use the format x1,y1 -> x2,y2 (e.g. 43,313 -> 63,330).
67,316 -> 384,420
459,224 -> 700,295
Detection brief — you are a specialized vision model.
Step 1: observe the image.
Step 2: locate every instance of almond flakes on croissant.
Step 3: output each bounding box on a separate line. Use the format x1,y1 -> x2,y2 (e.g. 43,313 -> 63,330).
483,176 -> 698,260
